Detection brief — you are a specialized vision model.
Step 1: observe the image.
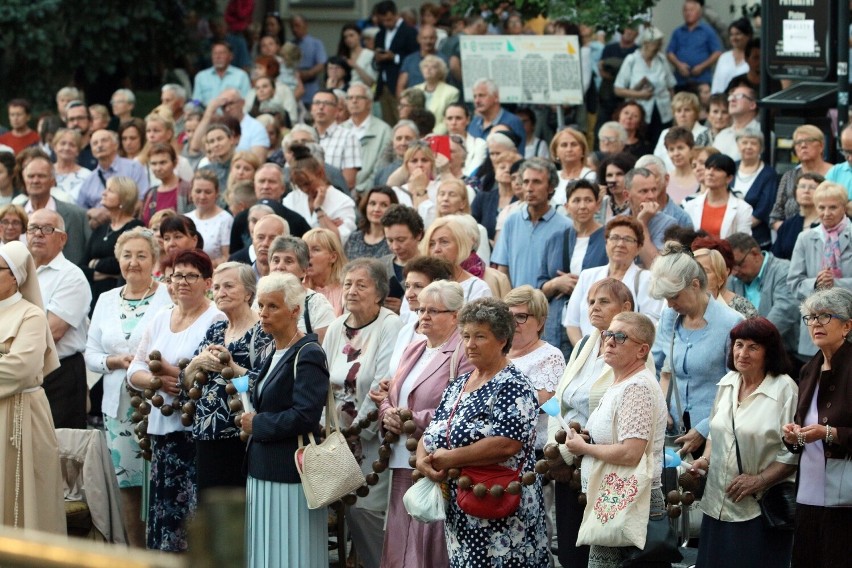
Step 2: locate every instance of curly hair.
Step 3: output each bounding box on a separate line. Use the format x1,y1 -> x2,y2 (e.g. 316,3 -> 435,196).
458,297 -> 515,354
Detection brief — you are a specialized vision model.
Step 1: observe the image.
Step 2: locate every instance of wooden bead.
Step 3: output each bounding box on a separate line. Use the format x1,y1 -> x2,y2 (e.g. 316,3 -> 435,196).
402,420 -> 416,434
405,437 -> 418,452
150,377 -> 163,390
160,405 -> 174,417
218,351 -> 231,365
195,371 -> 208,385
535,460 -> 550,475
506,481 -> 521,495
668,504 -> 682,518
378,444 -> 391,460
447,468 -> 460,479
143,388 -> 155,400
681,491 -> 695,506
679,472 -> 699,493
554,429 -> 567,444
359,418 -> 371,429
135,420 -> 148,436
348,423 -> 361,436
367,409 -> 379,422
578,493 -> 587,506
411,470 -> 424,482
472,483 -> 488,498
490,484 -> 504,498
458,476 -> 472,490
543,443 -> 560,460
182,401 -> 196,415
234,413 -> 242,428
408,455 -> 418,468
356,485 -> 370,497
372,460 -> 387,474
521,472 -> 537,486
149,350 -> 161,361
229,397 -> 243,412
141,449 -> 152,461
180,413 -> 193,427
342,493 -> 357,506
667,490 -> 681,505
569,420 -> 582,433
189,387 -> 202,400
239,431 -> 250,442
148,360 -> 163,374
130,395 -> 143,408
383,431 -> 399,443
138,437 -> 151,451
365,473 -> 380,486
177,358 -> 190,369
151,394 -> 164,408
136,402 -> 149,416
399,409 -> 413,422
225,382 -> 237,395
131,411 -> 143,423
220,366 -> 234,380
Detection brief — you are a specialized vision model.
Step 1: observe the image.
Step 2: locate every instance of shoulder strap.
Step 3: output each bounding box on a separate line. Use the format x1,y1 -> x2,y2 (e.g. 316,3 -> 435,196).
304,293 -> 314,334
562,230 -> 573,272
633,269 -> 642,313
666,315 -> 685,432
576,334 -> 590,355
731,388 -> 744,474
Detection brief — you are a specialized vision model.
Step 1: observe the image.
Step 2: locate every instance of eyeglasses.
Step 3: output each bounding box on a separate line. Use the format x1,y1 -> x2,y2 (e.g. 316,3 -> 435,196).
802,313 -> 846,326
0,219 -> 22,227
512,312 -> 531,324
602,330 -> 643,345
599,136 -> 618,144
26,224 -> 65,235
415,308 -> 454,317
607,235 -> 638,245
727,93 -> 754,102
793,137 -> 821,147
345,95 -> 369,101
311,100 -> 336,107
732,253 -> 749,268
167,273 -> 203,284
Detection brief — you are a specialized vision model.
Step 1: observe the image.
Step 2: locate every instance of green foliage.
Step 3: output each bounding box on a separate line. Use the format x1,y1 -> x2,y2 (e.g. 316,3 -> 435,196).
452,0 -> 658,33
0,0 -> 217,109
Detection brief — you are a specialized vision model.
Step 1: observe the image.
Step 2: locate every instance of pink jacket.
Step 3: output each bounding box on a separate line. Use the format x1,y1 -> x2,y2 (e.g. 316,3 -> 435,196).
379,330 -> 473,438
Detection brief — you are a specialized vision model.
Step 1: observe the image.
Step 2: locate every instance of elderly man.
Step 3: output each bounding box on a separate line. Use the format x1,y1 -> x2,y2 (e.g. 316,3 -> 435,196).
250,214 -> 289,278
396,24 -> 444,95
109,89 -> 135,129
196,88 -> 269,162
0,99 -> 40,154
65,101 -> 97,169
342,84 -> 392,194
311,90 -> 361,190
492,158 -> 573,287
229,203 -> 274,264
22,156 -> 90,266
284,153 -> 357,244
161,84 -> 188,137
727,232 -> 802,367
468,79 -> 526,148
76,129 -> 149,209
666,0 -> 722,89
621,167 -> 678,267
713,82 -> 760,161
28,209 -> 91,429
290,14 -> 327,106
635,154 -> 694,228
191,41 -> 251,105
597,121 -> 628,155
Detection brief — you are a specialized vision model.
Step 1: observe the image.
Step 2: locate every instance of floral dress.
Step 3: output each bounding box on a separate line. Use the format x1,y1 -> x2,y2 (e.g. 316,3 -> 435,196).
422,364 -> 549,568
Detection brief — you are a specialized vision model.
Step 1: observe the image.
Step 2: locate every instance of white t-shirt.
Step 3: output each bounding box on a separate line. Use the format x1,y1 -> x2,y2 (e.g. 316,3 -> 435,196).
570,237 -> 590,275
283,185 -> 357,245
186,209 -> 233,260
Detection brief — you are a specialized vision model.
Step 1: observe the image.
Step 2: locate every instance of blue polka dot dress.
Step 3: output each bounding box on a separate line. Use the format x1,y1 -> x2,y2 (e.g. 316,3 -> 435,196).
422,363 -> 548,568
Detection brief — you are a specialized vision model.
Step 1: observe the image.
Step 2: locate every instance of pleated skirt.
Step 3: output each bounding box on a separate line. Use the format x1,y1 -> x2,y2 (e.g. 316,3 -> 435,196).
245,476 -> 329,568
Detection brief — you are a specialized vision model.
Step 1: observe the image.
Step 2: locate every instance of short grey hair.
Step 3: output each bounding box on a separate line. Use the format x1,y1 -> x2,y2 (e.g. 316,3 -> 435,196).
519,157 -> 559,192
735,126 -> 764,149
257,272 -> 306,311
635,155 -> 666,177
648,241 -> 708,299
343,258 -> 390,303
290,123 -> 319,142
253,214 -> 290,236
249,203 -> 275,216
458,297 -> 515,354
393,119 -> 420,138
599,121 -> 627,143
115,226 -> 159,265
269,235 -> 309,271
612,312 -> 656,346
57,86 -> 83,102
473,78 -> 499,97
214,261 -> 258,303
624,167 -> 656,191
348,82 -> 374,102
419,280 -> 464,312
486,130 -> 516,150
800,287 -> 852,319
113,88 -> 136,105
161,83 -> 187,101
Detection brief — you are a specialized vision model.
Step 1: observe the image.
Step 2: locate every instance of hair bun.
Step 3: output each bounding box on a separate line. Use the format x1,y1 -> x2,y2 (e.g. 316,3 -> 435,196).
661,240 -> 688,256
290,143 -> 312,161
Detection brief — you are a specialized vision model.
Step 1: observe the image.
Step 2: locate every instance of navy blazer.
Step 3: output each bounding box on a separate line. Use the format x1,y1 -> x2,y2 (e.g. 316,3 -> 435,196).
244,334 -> 329,484
375,22 -> 419,96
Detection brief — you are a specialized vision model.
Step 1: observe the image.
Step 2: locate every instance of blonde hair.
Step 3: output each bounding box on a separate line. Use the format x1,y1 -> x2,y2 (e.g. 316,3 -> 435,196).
148,208 -> 177,230
420,216 -> 472,265
437,178 -> 470,215
813,181 -> 849,206
115,226 -> 159,264
692,248 -> 729,294
107,176 -> 140,215
303,228 -> 347,286
793,124 -> 824,145
549,127 -> 588,163
138,108 -> 177,164
503,285 -> 549,337
671,91 -> 700,115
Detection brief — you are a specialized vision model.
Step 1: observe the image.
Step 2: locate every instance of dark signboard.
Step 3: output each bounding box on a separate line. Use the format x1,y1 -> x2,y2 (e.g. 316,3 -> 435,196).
764,0 -> 836,81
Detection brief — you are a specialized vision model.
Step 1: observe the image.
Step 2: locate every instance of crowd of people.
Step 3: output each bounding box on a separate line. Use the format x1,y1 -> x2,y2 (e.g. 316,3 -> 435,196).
0,1 -> 850,567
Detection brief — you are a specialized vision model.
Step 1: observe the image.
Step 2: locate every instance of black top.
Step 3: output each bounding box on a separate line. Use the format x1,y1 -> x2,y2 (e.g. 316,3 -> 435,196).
229,198 -> 312,254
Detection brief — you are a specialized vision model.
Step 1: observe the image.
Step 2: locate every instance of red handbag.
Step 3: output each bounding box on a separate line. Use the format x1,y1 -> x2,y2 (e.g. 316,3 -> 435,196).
446,380 -> 525,520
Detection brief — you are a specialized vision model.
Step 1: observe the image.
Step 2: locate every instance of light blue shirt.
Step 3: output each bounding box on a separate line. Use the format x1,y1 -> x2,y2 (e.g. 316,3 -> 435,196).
76,156 -> 149,209
663,198 -> 694,228
743,252 -> 769,310
652,296 -> 744,438
238,114 -> 270,151
192,66 -> 251,105
826,161 -> 852,199
621,209 -> 679,249
491,205 -> 572,288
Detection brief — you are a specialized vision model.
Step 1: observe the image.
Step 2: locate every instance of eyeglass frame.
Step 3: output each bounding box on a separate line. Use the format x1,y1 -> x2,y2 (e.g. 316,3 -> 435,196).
802,313 -> 847,326
0,219 -> 23,227
727,92 -> 754,102
512,312 -> 531,324
601,329 -> 645,345
606,234 -> 638,245
792,137 -> 821,147
414,307 -> 454,317
167,272 -> 203,284
26,224 -> 65,235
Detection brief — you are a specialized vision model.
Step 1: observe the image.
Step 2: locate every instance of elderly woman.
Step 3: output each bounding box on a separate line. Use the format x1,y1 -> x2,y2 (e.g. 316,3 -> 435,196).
781,288 -> 852,567
302,227 -> 348,316
650,242 -> 744,457
184,262 -> 271,491
546,278 -> 640,568
421,216 -> 493,302
84,176 -> 143,312
614,26 -> 676,144
0,204 -> 26,244
731,128 -> 778,248
787,181 -> 852,361
225,151 -> 262,203
551,127 -> 596,209
772,173 -> 823,260
266,236 -> 335,344
417,297 -> 548,567
653,92 -> 711,172
692,244 -> 757,318
683,153 -> 753,239
564,312 -> 668,568
118,118 -> 146,160
52,128 -> 91,201
322,258 -> 403,568
615,101 -> 653,158
140,111 -> 194,182
142,143 -> 193,226
160,214 -> 204,258
242,272 -> 329,568
374,120 -> 419,187
565,216 -> 664,346
127,250 -> 225,551
344,186 -> 398,260
414,55 -> 459,134
443,104 -> 487,177
0,241 -> 65,534
85,228 -> 170,546
770,125 -> 833,230
186,170 -> 233,267
691,317 -> 797,567
375,280 -> 472,568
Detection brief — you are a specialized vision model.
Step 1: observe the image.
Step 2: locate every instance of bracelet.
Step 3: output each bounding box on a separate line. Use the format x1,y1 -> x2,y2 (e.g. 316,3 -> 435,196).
826,425 -> 834,445
796,431 -> 806,448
